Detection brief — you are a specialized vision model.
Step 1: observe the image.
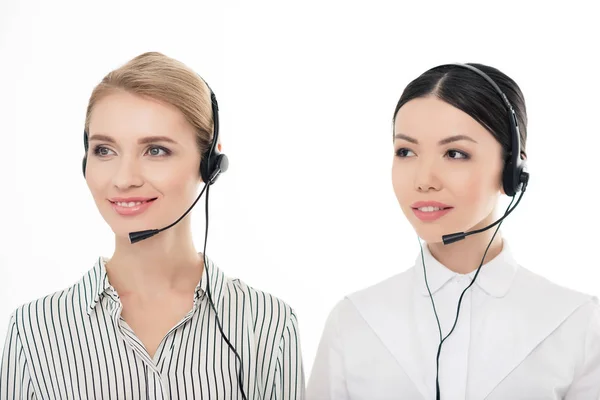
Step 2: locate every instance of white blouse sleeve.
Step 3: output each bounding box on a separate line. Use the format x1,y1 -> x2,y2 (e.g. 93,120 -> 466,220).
565,299 -> 600,399
306,300 -> 350,400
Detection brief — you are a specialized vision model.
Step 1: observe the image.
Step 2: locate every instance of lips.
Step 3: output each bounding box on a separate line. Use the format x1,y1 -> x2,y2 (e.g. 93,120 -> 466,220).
108,197 -> 158,216
110,199 -> 156,207
410,201 -> 454,222
109,197 -> 157,205
411,201 -> 452,210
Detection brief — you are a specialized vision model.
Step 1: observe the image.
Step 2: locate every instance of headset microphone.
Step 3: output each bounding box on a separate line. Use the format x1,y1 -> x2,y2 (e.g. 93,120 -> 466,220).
441,178 -> 528,245
128,166 -> 223,244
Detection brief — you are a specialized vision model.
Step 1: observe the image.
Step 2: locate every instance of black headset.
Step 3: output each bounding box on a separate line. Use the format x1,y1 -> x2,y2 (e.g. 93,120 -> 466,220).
82,84 -> 229,185
446,63 -> 528,196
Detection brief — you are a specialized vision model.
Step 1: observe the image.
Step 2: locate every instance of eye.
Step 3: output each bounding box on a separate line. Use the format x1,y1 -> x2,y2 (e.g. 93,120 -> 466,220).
395,148 -> 416,158
146,146 -> 171,157
92,145 -> 115,157
446,149 -> 470,160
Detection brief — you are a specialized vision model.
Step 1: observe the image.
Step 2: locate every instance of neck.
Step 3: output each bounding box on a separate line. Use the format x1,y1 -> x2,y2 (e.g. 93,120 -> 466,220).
427,212 -> 505,274
105,218 -> 203,298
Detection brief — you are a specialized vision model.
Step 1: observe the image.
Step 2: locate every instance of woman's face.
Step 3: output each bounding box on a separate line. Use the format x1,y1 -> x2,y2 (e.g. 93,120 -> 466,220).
85,90 -> 202,240
392,96 -> 505,244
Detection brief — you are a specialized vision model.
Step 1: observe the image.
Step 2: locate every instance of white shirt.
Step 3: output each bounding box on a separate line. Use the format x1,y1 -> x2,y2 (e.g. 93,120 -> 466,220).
307,241 -> 600,399
0,255 -> 305,399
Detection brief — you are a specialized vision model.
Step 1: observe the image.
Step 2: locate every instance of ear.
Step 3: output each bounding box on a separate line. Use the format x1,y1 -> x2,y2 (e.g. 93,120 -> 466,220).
217,142 -> 222,152
499,165 -> 506,195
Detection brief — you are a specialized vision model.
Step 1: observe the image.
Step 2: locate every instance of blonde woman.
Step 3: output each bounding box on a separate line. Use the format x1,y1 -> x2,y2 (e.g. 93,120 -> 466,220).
0,52 -> 305,399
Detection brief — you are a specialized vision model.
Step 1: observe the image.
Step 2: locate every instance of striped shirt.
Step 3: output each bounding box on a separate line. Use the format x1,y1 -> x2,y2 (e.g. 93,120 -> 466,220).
0,256 -> 305,399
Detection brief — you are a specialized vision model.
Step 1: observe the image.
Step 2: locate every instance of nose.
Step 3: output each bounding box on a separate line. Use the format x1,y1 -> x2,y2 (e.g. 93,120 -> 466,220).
414,158 -> 442,192
112,156 -> 144,189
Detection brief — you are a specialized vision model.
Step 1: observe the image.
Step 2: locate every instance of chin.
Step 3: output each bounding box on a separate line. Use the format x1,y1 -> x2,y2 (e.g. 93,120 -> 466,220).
110,225 -> 137,239
112,230 -> 132,242
105,219 -> 156,240
414,230 -> 445,244
408,218 -> 457,245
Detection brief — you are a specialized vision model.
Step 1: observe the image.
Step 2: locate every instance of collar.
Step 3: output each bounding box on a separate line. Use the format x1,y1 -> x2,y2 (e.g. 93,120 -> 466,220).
81,254 -> 226,315
414,239 -> 519,298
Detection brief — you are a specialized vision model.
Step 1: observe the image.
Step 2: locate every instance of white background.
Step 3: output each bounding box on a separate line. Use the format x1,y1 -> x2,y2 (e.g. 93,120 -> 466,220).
1,0 -> 599,380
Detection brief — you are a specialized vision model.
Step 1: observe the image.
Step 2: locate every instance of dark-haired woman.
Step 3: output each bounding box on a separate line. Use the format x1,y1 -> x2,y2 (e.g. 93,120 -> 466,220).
306,63 -> 600,399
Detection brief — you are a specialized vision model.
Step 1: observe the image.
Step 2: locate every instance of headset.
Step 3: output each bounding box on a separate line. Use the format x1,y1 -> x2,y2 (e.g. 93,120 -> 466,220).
421,63 -> 530,399
439,63 -> 530,245
82,80 -> 247,400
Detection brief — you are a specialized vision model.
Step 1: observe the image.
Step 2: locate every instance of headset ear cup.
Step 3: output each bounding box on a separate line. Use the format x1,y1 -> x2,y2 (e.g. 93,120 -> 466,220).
82,130 -> 89,178
502,159 -> 526,197
200,151 -> 210,183
215,153 -> 229,178
502,160 -> 517,197
502,161 -> 513,197
200,152 -> 228,184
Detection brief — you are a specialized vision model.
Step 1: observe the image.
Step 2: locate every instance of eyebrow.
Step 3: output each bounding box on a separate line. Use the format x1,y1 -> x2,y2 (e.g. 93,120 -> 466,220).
88,134 -> 178,145
394,133 -> 478,145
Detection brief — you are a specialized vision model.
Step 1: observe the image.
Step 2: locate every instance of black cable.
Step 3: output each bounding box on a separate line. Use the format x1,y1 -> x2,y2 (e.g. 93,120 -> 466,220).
421,191 -> 521,400
442,182 -> 528,245
203,183 -> 248,400
463,187 -> 525,238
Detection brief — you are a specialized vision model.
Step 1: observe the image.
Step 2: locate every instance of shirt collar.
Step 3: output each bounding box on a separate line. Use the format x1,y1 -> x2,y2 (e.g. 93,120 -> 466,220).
414,239 -> 519,298
81,254 -> 227,315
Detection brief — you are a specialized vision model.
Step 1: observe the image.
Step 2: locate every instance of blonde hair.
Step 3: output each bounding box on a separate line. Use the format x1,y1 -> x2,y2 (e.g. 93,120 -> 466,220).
85,51 -> 214,155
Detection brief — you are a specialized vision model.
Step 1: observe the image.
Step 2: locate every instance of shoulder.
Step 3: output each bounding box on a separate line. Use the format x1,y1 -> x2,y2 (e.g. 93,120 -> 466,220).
484,264 -> 599,353
8,281 -> 82,338
582,297 -> 600,349
8,260 -> 98,336
523,266 -> 600,337
320,267 -> 415,330
514,265 -> 596,309
221,275 -> 300,336
576,297 -> 600,334
345,267 -> 414,312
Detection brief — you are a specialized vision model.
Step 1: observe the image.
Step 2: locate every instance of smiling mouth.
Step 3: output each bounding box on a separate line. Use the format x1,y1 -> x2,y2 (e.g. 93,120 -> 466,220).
413,206 -> 453,212
109,198 -> 157,208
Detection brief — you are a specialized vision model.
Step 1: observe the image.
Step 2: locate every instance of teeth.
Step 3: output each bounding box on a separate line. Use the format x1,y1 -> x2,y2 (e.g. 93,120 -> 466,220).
116,201 -> 143,207
418,206 -> 444,212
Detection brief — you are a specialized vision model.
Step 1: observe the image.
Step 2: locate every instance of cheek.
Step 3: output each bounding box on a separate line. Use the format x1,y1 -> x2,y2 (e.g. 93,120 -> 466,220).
452,165 -> 501,213
391,162 -> 409,200
158,161 -> 202,203
391,162 -> 416,217
154,171 -> 199,199
85,169 -> 110,202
